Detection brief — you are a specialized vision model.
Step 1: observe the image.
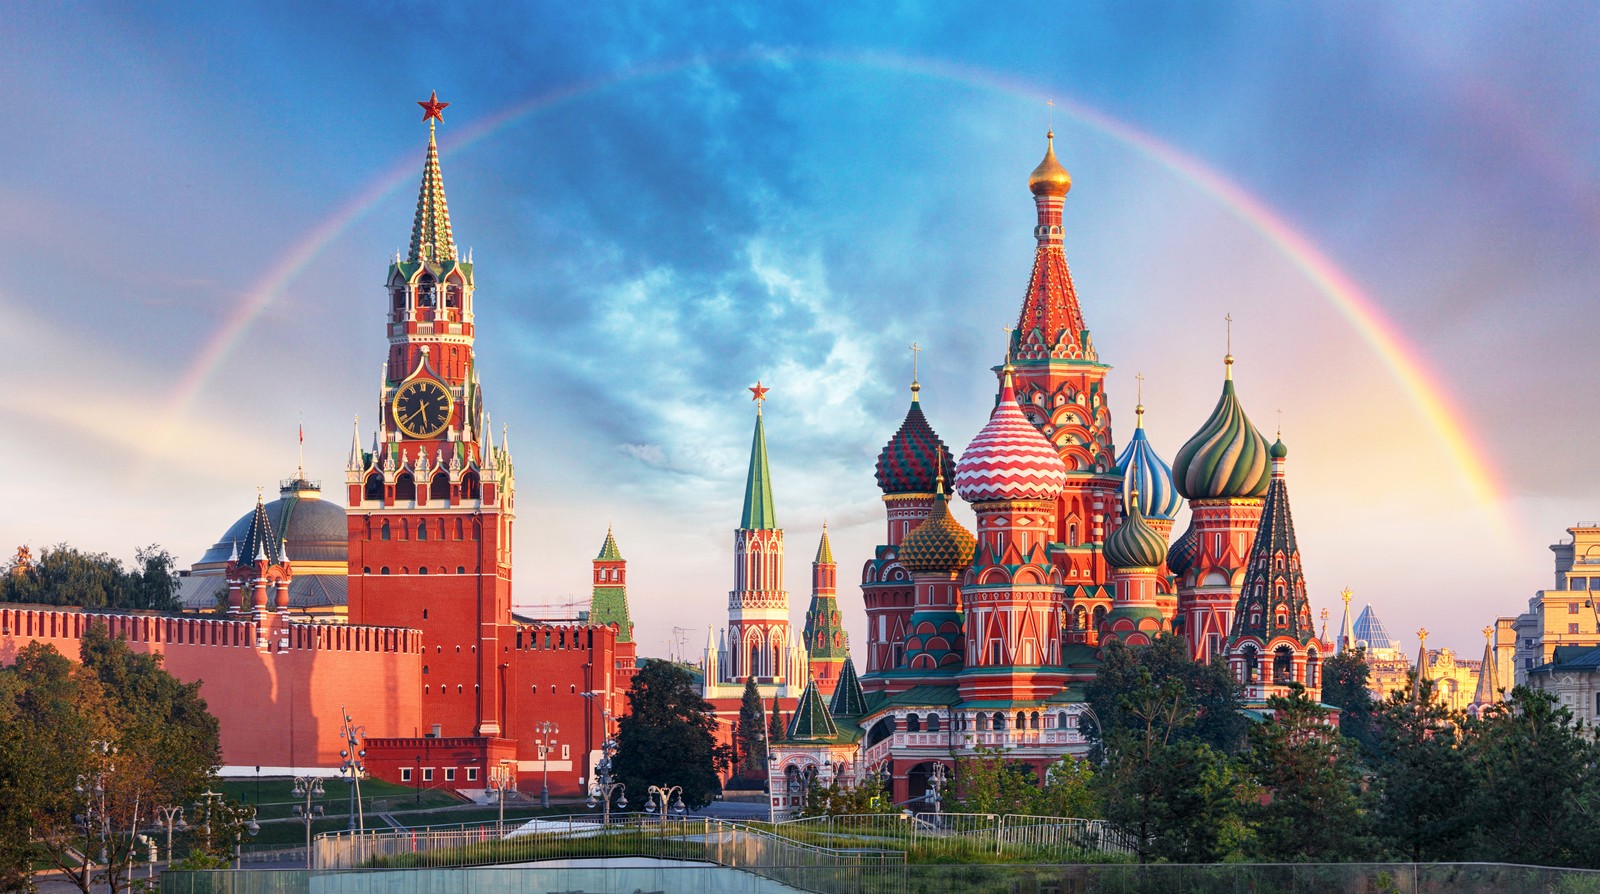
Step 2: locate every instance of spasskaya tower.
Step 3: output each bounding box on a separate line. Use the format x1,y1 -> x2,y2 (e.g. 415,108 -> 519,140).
345,92 -> 516,737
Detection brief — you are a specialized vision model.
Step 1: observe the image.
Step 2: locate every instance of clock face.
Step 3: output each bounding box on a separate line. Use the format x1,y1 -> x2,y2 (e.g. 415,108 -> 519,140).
392,379 -> 453,439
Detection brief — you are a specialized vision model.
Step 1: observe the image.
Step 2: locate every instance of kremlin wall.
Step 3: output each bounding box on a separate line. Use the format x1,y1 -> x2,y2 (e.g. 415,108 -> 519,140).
1,96 -> 1549,809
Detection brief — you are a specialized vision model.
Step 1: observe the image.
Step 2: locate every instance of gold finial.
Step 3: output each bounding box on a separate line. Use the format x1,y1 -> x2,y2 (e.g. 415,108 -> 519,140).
1417,628 -> 1429,647
1320,608 -> 1329,641
256,485 -> 264,503
1224,313 -> 1234,379
910,341 -> 922,397
1483,625 -> 1494,643
1341,587 -> 1352,606
1134,372 -> 1145,425
1276,408 -> 1283,439
1028,130 -> 1072,197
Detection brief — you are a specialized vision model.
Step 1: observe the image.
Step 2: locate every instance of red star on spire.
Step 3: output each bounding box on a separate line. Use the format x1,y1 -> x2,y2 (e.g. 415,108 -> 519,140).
749,381 -> 770,404
418,91 -> 449,122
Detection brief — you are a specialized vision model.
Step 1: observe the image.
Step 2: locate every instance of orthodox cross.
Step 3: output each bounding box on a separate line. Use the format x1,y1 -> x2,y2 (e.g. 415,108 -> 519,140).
910,341 -> 921,384
1225,313 -> 1233,353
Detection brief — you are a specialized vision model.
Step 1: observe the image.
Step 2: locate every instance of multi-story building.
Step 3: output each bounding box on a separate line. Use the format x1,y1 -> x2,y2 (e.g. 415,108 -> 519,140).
1507,522 -> 1600,683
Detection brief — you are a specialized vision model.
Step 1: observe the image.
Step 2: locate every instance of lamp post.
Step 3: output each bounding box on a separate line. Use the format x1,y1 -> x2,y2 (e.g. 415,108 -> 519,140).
533,721 -> 558,809
489,760 -> 516,836
586,731 -> 626,825
154,806 -> 185,868
292,776 -> 325,868
644,785 -> 685,825
924,763 -> 948,816
234,807 -> 260,870
338,707 -> 367,832
766,754 -> 778,825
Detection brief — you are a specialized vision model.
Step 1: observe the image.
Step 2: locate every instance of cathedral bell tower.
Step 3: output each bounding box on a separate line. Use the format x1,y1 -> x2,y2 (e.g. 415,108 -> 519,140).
345,94 -> 516,738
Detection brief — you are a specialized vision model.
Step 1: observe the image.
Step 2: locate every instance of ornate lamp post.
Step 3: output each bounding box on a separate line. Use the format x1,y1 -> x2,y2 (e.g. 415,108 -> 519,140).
644,785 -> 686,825
154,806 -> 186,867
291,776 -> 325,868
489,760 -> 516,835
924,763 -> 948,816
338,707 -> 367,832
586,732 -> 626,824
533,721 -> 558,809
234,807 -> 260,870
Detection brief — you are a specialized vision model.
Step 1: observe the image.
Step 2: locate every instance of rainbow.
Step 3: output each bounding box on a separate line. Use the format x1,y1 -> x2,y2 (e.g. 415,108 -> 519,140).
163,49 -> 1508,532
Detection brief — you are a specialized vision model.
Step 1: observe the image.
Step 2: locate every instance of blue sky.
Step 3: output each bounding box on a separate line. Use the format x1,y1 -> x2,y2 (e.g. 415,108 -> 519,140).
3,3 -> 1599,659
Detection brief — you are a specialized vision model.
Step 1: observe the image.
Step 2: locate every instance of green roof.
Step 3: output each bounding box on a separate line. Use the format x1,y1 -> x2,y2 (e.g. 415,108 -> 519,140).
828,657 -> 867,718
785,679 -> 838,742
596,525 -> 623,561
741,409 -> 778,530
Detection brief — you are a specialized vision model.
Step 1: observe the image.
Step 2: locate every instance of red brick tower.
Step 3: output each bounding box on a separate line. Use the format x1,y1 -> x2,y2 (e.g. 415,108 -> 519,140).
723,384 -> 795,685
345,93 -> 516,737
1007,133 -> 1119,644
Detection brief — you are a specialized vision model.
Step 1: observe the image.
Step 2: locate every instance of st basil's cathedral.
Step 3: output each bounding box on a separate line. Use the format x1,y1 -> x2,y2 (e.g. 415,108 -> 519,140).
764,133 -> 1329,811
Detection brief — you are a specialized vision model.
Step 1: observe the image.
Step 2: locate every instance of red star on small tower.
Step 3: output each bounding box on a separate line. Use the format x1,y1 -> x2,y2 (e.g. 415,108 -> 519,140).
418,91 -> 449,122
749,381 -> 770,407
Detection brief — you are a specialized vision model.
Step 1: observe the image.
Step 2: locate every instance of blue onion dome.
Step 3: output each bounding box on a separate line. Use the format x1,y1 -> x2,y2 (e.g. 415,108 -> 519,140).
876,382 -> 956,495
1172,361 -> 1271,500
1114,405 -> 1182,521
1103,489 -> 1169,570
1167,520 -> 1199,577
899,477 -> 977,574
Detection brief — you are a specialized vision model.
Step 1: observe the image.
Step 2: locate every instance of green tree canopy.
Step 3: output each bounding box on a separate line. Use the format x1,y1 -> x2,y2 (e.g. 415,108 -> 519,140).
612,661 -> 731,810
1246,685 -> 1373,862
1320,648 -> 1378,752
1364,679 -> 1471,861
1085,634 -> 1246,756
732,676 -> 768,786
3,544 -> 181,613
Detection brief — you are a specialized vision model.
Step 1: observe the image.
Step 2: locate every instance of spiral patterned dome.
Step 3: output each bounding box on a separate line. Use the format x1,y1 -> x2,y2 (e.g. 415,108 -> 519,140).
899,480 -> 977,575
954,369 -> 1070,504
1167,520 -> 1199,577
1172,371 -> 1271,500
876,387 -> 956,495
1104,492 -> 1169,570
1114,410 -> 1182,521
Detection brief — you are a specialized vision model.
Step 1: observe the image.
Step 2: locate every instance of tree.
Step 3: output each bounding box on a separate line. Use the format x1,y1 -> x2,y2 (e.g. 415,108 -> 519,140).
800,775 -> 896,818
0,642 -> 118,894
1086,634 -> 1246,756
1461,686 -> 1600,867
1036,756 -> 1100,820
732,677 -> 768,786
1094,674 -> 1253,863
948,746 -> 1048,815
1321,648 -> 1378,752
612,661 -> 731,810
2,544 -> 182,612
1245,685 -> 1372,862
1364,680 -> 1471,861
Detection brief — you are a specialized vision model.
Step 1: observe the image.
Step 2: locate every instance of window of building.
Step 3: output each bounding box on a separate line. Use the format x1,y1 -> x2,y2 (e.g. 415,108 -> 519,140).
401,768 -> 412,782
466,767 -> 478,781
445,768 -> 456,781
1571,623 -> 1581,634
423,768 -> 434,781
1571,603 -> 1581,614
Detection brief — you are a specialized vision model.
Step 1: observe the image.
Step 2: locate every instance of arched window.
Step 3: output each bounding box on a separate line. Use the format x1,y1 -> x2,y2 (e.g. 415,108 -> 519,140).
380,566 -> 390,575
1068,524 -> 1079,547
419,567 -> 428,575
364,473 -> 384,502
993,712 -> 1007,731
1058,711 -> 1069,730
456,566 -> 465,575
456,518 -> 464,539
462,470 -> 481,500
417,519 -> 427,541
472,518 -> 482,541
430,473 -> 450,503
976,713 -> 989,731
906,713 -> 921,732
1016,711 -> 1026,730
395,473 -> 416,502
1030,712 -> 1040,729
380,520 -> 391,541
926,714 -> 940,732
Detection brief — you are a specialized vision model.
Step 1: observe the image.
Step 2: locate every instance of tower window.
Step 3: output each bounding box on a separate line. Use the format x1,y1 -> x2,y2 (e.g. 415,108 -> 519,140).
364,473 -> 384,502
417,520 -> 428,541
380,520 -> 391,541
395,473 -> 416,502
431,474 -> 450,503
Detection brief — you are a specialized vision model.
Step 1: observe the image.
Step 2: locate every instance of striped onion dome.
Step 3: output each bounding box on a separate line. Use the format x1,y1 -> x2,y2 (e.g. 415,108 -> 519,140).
1172,364 -> 1271,500
1114,407 -> 1181,521
876,384 -> 956,495
1103,489 -> 1168,570
1167,520 -> 1199,577
954,367 -> 1069,503
899,478 -> 977,574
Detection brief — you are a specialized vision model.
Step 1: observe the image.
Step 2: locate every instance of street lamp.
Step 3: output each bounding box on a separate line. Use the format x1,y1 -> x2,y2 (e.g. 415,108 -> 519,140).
644,785 -> 685,825
586,732 -> 626,825
489,760 -> 516,835
154,806 -> 186,868
924,763 -> 948,816
533,721 -> 558,809
235,807 -> 260,870
291,776 -> 325,868
338,707 -> 367,832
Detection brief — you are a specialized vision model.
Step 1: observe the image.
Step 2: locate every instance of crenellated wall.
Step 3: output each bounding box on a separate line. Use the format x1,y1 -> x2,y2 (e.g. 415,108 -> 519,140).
0,605 -> 422,772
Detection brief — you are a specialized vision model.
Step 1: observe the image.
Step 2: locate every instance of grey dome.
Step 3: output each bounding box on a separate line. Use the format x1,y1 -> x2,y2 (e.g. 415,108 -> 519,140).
198,479 -> 348,565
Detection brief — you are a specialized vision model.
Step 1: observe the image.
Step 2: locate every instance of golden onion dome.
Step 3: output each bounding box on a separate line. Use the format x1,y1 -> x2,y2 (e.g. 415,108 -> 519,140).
1028,131 -> 1072,197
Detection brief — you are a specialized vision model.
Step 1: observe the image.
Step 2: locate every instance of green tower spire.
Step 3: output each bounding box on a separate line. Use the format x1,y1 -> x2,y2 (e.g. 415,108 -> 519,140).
741,386 -> 778,530
589,524 -> 632,643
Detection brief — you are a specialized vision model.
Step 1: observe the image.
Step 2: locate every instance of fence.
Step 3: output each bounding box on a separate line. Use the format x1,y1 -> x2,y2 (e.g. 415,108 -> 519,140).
771,812 -> 1137,861
159,862 -> 1600,894
311,813 -> 904,893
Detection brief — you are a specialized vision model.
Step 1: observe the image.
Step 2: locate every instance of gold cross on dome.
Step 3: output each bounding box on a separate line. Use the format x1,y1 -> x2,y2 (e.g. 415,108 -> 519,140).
910,341 -> 921,382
